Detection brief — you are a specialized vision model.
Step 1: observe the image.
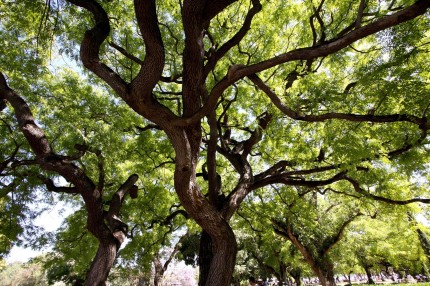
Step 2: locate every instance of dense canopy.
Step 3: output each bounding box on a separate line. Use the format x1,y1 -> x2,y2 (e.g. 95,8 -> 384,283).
1,0 -> 430,285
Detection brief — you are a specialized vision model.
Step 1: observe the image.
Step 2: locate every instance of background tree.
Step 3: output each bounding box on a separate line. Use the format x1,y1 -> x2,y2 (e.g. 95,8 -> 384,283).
336,210 -> 428,283
235,207 -> 310,285
2,1 -> 430,285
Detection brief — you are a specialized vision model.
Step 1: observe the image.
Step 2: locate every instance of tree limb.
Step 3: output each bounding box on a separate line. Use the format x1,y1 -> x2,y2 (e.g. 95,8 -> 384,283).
345,176 -> 430,205
66,0 -> 129,97
131,0 -> 165,97
248,73 -> 429,129
203,0 -> 262,77
174,0 -> 430,126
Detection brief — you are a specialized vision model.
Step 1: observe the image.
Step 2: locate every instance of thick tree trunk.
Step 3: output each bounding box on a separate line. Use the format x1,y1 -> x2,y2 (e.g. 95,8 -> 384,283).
325,262 -> 336,286
198,225 -> 237,286
305,259 -> 335,286
198,231 -> 212,286
85,240 -> 118,286
170,121 -> 238,286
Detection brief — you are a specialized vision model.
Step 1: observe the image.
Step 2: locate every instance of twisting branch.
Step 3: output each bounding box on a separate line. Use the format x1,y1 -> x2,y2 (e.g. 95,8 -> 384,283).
175,0 -> 430,127
66,0 -> 129,97
204,0 -> 262,77
252,171 -> 347,190
248,73 -> 429,129
131,0 -> 165,96
309,0 -> 327,46
214,110 -> 272,218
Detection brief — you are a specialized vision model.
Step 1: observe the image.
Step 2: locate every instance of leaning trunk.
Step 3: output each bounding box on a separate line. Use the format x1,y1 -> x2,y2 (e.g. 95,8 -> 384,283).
85,240 -> 118,286
364,266 -> 375,284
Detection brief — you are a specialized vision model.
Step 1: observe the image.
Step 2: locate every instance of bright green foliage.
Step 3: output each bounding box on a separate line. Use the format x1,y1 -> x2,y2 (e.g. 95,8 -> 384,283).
1,0 -> 430,283
1,0 -> 182,274
336,213 -> 428,276
0,260 -> 47,286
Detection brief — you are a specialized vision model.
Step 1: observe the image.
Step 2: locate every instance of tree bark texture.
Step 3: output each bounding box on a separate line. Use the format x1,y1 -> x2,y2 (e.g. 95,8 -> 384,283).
85,240 -> 118,286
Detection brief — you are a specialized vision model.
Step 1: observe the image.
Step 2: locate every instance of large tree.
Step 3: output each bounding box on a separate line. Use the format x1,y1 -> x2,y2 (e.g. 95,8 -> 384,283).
2,0 -> 430,285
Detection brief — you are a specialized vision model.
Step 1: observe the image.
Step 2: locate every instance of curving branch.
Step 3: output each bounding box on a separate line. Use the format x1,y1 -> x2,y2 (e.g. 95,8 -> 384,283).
0,144 -> 19,174
202,0 -> 238,26
66,0 -> 129,97
320,212 -> 362,256
203,0 -> 262,77
174,0 -> 430,126
109,41 -> 144,65
355,0 -> 367,28
106,174 -> 139,246
43,177 -> 80,194
131,0 -> 165,97
217,112 -> 273,218
345,176 -> 430,205
248,73 -> 429,129
309,0 -> 327,46
252,171 -> 347,190
0,73 -> 52,157
147,208 -> 189,230
228,0 -> 430,79
254,164 -> 340,186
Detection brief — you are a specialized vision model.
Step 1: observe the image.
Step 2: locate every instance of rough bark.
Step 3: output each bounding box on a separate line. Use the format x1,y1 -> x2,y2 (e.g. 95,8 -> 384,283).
85,240 -> 118,286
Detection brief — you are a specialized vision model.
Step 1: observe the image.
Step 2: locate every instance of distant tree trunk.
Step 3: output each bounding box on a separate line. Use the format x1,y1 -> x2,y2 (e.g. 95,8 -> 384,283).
364,266 -> 375,284
417,228 -> 430,258
289,268 -> 302,286
153,256 -> 163,286
273,220 -> 336,286
153,234 -> 188,286
296,252 -> 335,286
278,261 -> 287,285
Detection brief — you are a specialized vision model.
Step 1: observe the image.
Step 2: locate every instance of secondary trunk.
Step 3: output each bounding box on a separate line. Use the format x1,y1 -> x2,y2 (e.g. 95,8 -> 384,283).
153,256 -> 163,286
289,268 -> 302,286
